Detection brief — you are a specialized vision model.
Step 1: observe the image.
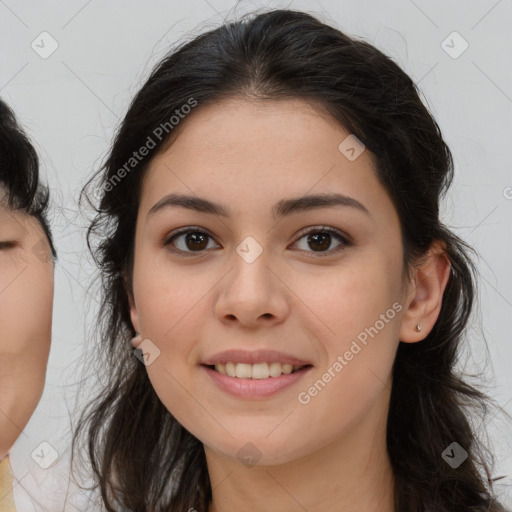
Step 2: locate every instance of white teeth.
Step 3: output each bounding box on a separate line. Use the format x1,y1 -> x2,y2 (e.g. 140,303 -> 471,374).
216,363 -> 227,375
250,362 -> 270,379
225,362 -> 236,376
213,362 -> 304,379
268,362 -> 280,377
235,363 -> 252,379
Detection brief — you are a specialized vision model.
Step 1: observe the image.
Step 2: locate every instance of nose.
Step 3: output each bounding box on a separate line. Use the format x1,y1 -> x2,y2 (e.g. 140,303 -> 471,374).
214,247 -> 290,329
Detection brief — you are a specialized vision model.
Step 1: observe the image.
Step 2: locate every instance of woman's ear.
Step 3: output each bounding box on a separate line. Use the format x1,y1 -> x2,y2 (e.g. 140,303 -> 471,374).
399,240 -> 451,343
123,271 -> 141,335
128,292 -> 141,336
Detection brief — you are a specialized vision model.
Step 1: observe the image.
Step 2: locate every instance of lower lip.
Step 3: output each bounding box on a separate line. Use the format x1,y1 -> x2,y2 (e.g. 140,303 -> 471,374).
201,364 -> 313,399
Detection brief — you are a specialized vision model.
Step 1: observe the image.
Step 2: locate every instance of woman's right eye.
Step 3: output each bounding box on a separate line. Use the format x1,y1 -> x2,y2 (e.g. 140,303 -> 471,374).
163,228 -> 219,255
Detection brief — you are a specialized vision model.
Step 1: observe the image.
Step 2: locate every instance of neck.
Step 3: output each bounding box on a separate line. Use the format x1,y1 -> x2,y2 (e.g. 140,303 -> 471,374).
205,390 -> 394,512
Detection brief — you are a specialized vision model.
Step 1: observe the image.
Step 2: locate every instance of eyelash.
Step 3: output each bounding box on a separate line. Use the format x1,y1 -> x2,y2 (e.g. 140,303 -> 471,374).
162,225 -> 351,258
0,241 -> 16,250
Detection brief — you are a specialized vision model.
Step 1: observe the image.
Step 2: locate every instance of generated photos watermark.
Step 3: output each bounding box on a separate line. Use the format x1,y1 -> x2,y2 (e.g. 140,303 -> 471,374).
92,97 -> 198,202
297,301 -> 403,405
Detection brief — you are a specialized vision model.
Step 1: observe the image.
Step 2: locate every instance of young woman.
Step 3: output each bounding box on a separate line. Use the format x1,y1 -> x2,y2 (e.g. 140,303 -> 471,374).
0,97 -> 56,509
74,9 -> 510,512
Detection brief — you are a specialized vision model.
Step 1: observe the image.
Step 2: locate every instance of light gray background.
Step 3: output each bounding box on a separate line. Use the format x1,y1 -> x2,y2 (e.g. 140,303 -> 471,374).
1,0 -> 511,509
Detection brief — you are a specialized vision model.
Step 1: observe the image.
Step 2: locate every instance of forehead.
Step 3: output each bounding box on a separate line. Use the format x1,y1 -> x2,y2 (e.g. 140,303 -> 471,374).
139,97 -> 395,223
160,97 -> 347,156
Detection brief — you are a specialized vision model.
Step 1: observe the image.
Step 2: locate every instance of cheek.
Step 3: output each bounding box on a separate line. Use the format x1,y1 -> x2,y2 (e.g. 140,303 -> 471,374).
299,249 -> 402,346
0,256 -> 53,443
294,255 -> 401,421
134,254 -> 210,340
0,259 -> 53,354
133,256 -> 208,413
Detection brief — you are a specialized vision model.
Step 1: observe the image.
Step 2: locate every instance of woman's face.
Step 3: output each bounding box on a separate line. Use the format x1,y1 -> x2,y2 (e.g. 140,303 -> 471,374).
0,188 -> 54,458
128,98 -> 417,465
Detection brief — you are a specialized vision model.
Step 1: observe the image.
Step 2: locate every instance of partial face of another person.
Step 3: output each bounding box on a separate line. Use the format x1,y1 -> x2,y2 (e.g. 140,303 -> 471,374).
127,98 -> 442,466
0,186 -> 54,459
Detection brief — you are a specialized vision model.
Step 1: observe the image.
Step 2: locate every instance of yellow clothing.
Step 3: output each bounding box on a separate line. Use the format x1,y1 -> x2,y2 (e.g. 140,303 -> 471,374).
0,455 -> 16,511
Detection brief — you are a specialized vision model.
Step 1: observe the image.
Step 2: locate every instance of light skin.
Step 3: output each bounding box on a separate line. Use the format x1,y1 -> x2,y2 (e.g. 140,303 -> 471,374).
0,187 -> 54,460
127,97 -> 451,512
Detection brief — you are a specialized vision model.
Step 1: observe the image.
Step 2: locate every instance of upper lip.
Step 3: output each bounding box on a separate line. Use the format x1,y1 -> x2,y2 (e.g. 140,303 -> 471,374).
202,349 -> 312,366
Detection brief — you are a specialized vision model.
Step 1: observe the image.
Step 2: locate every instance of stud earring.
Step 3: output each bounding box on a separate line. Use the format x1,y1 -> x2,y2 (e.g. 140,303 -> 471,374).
415,324 -> 422,332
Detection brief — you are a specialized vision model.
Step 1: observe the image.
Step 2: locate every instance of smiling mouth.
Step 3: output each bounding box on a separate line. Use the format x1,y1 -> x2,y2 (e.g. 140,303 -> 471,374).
203,362 -> 313,379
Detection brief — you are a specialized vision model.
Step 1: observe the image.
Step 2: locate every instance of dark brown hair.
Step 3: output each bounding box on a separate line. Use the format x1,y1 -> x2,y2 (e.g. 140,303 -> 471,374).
0,97 -> 56,258
74,8 -> 510,511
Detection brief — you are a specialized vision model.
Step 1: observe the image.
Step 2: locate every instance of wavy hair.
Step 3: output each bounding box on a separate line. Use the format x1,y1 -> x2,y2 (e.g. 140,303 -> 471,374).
74,9 -> 509,511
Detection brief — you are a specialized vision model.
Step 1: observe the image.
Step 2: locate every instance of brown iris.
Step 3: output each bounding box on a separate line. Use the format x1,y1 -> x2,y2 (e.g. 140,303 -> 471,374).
307,232 -> 331,252
185,232 -> 209,251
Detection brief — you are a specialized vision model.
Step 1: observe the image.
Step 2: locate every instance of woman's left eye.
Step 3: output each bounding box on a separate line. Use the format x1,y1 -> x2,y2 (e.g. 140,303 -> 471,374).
292,226 -> 351,256
163,226 -> 351,257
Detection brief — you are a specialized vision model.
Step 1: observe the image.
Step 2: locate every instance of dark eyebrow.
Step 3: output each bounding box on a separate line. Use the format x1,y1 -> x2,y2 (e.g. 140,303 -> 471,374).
147,192 -> 370,220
